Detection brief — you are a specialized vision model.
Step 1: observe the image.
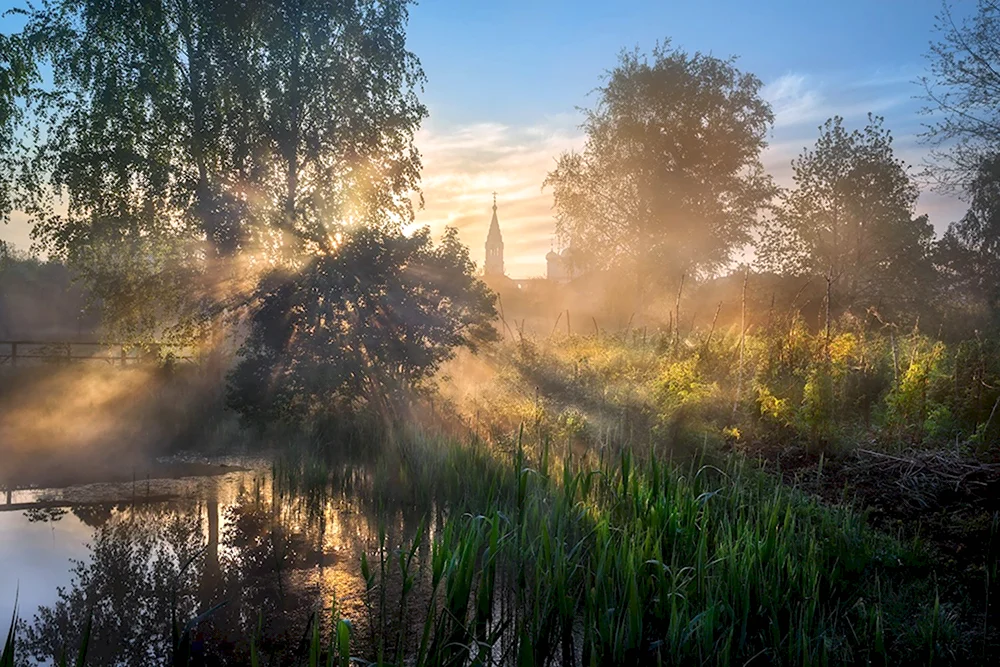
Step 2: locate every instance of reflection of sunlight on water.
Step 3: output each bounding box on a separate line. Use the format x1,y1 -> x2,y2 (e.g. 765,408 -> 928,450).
2,459 -> 426,662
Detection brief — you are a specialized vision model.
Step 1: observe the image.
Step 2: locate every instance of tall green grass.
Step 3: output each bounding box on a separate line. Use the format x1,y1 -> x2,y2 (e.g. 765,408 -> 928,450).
340,432 -> 947,666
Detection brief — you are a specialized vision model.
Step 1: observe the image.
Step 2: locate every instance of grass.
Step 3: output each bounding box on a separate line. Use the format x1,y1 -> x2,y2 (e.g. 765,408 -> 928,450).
6,320 -> 1000,665
254,416 -> 967,666
354,438 -> 954,664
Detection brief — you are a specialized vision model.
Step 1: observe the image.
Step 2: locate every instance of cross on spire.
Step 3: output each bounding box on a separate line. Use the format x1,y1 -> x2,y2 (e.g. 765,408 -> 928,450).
492,191 -> 497,209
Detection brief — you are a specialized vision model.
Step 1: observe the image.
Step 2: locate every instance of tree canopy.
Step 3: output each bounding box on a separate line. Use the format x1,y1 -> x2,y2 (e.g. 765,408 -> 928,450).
8,0 -> 427,342
759,115 -> 935,319
921,0 -> 1000,190
228,225 -> 497,425
543,42 -> 775,305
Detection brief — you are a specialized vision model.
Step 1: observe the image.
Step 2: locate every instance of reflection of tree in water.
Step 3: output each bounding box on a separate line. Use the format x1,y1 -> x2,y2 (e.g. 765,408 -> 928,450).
23,507 -> 68,523
71,504 -> 120,529
211,484 -> 376,662
25,507 -> 205,666
24,479 -> 425,665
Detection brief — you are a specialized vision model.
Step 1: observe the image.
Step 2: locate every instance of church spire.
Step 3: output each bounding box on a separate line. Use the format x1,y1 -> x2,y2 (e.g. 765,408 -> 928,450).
485,192 -> 504,277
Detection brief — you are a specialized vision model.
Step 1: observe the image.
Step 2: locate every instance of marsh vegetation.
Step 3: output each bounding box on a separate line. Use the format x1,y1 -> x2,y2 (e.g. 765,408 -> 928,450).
3,0 -> 1000,665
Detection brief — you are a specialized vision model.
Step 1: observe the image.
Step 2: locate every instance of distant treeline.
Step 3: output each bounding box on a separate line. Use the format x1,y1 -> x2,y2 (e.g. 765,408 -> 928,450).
0,242 -> 100,340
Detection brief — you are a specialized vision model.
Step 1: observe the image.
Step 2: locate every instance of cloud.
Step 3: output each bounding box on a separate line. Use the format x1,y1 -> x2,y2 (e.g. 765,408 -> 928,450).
763,71 -> 913,131
411,117 -> 584,277
763,74 -> 825,129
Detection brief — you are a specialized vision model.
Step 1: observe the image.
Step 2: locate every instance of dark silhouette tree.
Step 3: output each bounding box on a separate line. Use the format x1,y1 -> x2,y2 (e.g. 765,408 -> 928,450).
920,0 -> 1000,190
936,153 -> 1000,325
543,42 -> 776,308
228,225 -> 497,426
759,115 -> 935,320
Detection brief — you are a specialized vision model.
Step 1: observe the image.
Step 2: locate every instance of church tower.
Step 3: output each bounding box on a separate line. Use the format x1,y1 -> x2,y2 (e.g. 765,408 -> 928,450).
485,192 -> 504,277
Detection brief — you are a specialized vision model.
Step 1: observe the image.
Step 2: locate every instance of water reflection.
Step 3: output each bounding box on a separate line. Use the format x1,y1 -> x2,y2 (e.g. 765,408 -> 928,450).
24,507 -> 204,665
10,466 -> 432,665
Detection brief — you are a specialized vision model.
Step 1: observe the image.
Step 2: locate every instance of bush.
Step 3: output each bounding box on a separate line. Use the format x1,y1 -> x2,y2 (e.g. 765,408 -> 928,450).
228,226 -> 497,428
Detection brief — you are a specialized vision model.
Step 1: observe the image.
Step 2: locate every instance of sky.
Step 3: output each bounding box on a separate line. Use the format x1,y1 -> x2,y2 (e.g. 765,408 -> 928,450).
0,0 -> 971,276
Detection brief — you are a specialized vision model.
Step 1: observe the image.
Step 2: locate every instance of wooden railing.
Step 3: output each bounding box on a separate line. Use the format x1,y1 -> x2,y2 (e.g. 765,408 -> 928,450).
0,340 -> 194,366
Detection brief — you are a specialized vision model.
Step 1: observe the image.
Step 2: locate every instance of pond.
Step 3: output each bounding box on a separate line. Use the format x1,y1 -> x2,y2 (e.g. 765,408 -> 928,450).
1,455 -> 433,665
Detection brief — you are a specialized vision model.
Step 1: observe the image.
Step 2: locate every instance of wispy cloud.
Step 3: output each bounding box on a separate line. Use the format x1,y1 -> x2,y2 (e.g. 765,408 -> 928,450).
763,73 -> 825,129
411,117 -> 584,277
763,71 -> 913,130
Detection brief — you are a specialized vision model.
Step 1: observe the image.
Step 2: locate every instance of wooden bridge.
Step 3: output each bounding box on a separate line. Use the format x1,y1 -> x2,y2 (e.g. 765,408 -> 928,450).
0,340 -> 195,366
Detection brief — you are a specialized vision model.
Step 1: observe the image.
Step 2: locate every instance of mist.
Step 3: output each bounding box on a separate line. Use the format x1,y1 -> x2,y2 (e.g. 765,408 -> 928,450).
3,1 -> 1000,665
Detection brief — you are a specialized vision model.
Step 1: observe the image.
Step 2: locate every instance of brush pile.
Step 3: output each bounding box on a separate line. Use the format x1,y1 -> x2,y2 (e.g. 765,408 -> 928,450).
849,448 -> 1000,514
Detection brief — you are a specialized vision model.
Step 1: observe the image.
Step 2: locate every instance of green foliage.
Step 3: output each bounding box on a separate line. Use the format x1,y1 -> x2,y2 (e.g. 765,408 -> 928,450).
885,340 -> 948,437
759,115 -> 936,319
544,40 -> 776,306
799,362 -> 835,445
654,356 -> 720,411
228,225 -> 498,426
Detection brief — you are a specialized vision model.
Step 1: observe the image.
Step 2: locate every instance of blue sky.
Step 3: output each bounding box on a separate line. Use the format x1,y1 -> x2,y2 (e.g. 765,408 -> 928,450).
402,0 -> 969,275
1,0 -> 969,274
407,0 -> 943,126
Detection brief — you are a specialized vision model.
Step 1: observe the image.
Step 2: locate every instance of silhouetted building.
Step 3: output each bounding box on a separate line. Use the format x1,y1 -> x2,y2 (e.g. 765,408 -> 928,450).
482,194 -> 585,288
546,244 -> 583,284
485,192 -> 504,278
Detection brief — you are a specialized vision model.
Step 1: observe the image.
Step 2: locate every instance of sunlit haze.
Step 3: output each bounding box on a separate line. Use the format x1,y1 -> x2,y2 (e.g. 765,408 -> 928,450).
5,2 -> 1000,662
0,0 -> 969,275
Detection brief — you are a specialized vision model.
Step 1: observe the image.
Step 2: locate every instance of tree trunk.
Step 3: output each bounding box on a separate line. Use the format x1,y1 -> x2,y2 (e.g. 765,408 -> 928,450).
673,273 -> 685,355
284,0 -> 303,240
179,0 -> 215,254
733,266 -> 749,416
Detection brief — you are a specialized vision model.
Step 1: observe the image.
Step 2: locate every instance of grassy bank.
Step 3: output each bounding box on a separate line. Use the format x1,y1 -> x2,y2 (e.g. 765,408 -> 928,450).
5,324 -> 1000,665
458,318 -> 1000,457
4,425 -> 995,665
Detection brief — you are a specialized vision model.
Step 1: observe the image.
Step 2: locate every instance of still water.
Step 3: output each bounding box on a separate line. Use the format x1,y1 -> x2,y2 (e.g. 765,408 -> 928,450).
1,457 -> 430,665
